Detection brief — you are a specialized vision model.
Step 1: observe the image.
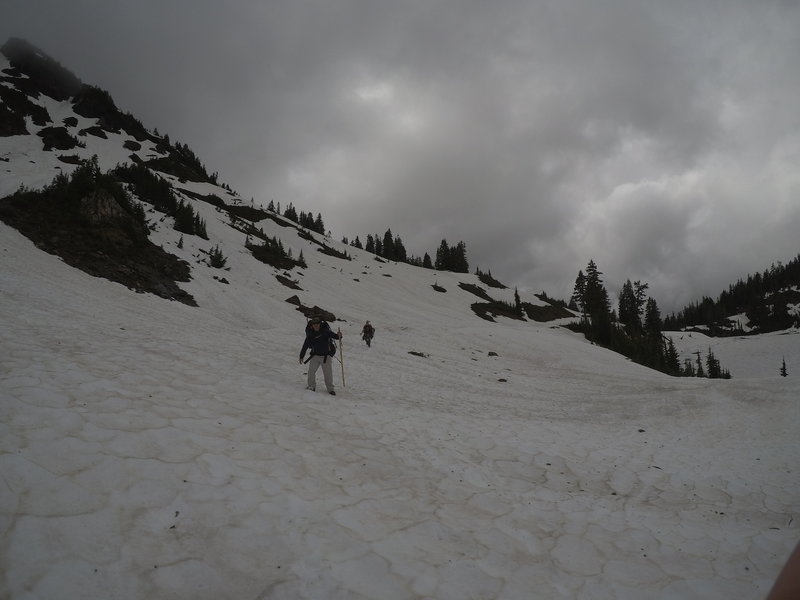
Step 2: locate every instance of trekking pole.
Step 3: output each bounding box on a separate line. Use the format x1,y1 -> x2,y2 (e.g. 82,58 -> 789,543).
338,328 -> 346,387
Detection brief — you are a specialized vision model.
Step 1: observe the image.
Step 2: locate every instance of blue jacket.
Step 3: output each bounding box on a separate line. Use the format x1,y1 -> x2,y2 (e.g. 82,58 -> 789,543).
300,328 -> 340,362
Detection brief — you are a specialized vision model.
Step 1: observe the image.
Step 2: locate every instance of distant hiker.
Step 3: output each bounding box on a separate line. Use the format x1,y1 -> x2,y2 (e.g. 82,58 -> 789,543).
361,321 -> 375,347
299,316 -> 342,395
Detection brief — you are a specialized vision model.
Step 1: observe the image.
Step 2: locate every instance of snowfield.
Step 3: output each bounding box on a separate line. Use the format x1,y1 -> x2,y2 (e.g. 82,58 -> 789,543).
1,213 -> 797,599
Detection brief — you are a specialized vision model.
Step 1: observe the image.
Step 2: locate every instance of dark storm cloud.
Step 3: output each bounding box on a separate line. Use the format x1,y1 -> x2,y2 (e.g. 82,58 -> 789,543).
3,0 -> 799,312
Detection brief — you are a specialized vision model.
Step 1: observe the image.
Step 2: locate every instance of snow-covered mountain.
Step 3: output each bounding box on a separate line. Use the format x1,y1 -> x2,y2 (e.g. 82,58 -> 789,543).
2,38 -> 798,599
0,37 -> 574,327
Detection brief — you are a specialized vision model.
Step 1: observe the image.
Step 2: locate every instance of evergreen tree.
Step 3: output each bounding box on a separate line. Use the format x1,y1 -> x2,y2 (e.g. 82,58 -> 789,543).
365,234 -> 375,254
283,202 -> 298,223
382,229 -> 395,261
780,356 -> 788,377
451,241 -> 469,273
682,358 -> 695,377
582,260 -> 612,345
435,239 -> 450,270
644,297 -> 662,336
618,280 -> 638,330
394,235 -> 407,262
583,260 -> 609,315
173,200 -> 195,235
193,213 -> 208,239
208,244 -> 227,268
664,338 -> 681,375
694,352 -> 705,377
423,252 -> 433,269
314,213 -> 325,235
571,270 -> 586,315
705,348 -> 722,378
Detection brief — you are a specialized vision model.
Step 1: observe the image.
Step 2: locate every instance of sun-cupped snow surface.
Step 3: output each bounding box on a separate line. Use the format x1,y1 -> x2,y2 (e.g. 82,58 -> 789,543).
1,211 -> 798,599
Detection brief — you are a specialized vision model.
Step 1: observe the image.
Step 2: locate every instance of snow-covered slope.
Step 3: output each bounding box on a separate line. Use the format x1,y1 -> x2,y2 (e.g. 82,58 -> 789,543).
668,329 -> 800,380
1,49 -> 799,600
3,201 -> 799,599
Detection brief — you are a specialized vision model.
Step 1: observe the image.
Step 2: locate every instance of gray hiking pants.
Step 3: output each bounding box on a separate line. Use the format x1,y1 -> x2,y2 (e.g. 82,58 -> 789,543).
307,355 -> 335,392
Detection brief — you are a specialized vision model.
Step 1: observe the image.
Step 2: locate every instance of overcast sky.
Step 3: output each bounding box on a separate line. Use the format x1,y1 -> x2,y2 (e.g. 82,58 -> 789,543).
3,0 -> 799,312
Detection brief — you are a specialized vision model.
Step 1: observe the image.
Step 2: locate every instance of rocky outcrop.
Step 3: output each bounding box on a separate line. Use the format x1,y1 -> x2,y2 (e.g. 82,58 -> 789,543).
0,178 -> 197,306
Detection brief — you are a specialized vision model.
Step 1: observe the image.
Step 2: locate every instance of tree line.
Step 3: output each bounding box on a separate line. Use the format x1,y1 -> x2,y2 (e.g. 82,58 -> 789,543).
114,161 -> 207,239
569,259 -> 731,378
267,200 -> 326,236
343,232 -> 469,273
663,254 -> 800,333
263,201 -> 471,274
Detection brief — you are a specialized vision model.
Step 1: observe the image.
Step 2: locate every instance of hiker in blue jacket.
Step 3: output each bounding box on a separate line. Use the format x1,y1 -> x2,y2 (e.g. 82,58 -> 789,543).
299,316 -> 342,395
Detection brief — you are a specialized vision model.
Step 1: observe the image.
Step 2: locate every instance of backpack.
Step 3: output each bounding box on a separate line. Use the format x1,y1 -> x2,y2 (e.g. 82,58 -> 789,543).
306,319 -> 336,356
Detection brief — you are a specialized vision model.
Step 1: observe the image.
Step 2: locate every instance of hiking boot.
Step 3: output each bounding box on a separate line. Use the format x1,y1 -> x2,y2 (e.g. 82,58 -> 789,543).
306,386 -> 315,392
328,390 -> 336,396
